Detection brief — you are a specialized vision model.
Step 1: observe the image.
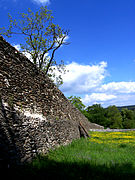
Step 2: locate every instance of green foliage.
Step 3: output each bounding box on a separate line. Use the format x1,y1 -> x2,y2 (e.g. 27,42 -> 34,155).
86,104 -> 135,129
68,96 -> 86,112
121,109 -> 135,129
68,95 -> 135,129
0,6 -> 69,86
85,104 -> 108,127
106,105 -> 123,129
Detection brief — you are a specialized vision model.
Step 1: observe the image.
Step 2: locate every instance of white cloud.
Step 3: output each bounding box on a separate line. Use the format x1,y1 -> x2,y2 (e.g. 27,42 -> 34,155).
32,0 -> 50,4
56,35 -> 69,45
81,92 -> 135,107
13,44 -> 50,63
59,61 -> 107,94
82,93 -> 117,105
64,35 -> 69,43
58,61 -> 135,107
81,81 -> 135,107
14,44 -> 21,51
13,44 -> 32,60
99,82 -> 135,94
109,94 -> 135,107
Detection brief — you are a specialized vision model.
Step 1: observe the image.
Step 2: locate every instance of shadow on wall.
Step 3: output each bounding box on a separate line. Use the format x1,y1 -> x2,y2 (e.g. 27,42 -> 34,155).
3,156 -> 135,180
0,94 -> 89,168
0,97 -> 23,167
0,97 -> 38,168
0,95 -> 86,168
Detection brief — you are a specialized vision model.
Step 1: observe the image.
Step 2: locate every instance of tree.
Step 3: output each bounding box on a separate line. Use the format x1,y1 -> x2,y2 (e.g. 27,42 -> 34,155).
85,104 -> 108,127
0,6 -> 69,86
121,108 -> 135,129
106,105 -> 123,129
68,96 -> 86,113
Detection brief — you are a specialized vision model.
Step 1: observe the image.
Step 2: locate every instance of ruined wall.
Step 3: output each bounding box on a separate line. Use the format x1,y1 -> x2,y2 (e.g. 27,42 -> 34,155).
0,98 -> 79,166
0,36 -> 103,167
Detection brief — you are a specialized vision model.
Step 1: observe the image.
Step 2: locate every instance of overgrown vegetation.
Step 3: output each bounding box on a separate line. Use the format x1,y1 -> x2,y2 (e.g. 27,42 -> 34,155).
68,96 -> 135,129
6,131 -> 135,179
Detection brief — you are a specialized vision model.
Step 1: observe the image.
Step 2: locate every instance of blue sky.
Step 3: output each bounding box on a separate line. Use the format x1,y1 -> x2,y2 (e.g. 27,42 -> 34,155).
0,0 -> 135,107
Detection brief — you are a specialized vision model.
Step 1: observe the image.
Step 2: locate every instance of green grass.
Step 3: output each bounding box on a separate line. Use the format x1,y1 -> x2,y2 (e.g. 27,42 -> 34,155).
6,131 -> 135,180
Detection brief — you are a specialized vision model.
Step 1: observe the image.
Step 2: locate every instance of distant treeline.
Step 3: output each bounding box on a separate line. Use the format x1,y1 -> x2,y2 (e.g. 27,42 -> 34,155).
117,105 -> 135,111
68,96 -> 135,129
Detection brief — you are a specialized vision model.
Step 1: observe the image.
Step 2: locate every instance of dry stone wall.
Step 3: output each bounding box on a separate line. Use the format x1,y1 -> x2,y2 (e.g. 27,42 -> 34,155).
0,36 -> 103,167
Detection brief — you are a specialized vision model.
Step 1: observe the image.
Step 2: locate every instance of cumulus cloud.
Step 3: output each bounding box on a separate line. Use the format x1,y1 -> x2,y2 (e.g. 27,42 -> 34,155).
82,93 -> 117,105
99,82 -> 135,94
58,61 -> 135,107
59,61 -> 107,94
109,94 -> 135,107
82,93 -> 135,107
32,0 -> 50,4
81,82 -> 135,107
81,81 -> 135,107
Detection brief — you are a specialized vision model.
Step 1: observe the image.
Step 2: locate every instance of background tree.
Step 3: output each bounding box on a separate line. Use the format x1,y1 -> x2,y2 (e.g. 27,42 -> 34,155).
106,105 -> 123,129
0,6 -> 69,86
85,104 -> 108,127
67,95 -> 135,129
121,108 -> 135,129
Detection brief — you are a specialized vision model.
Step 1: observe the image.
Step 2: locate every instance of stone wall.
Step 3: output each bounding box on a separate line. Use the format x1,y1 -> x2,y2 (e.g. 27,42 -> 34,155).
0,98 -> 79,166
0,36 -> 103,167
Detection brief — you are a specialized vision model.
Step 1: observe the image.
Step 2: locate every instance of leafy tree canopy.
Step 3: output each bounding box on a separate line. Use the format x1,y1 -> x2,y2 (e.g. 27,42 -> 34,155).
85,104 -> 108,127
68,96 -> 135,129
0,6 -> 69,86
121,108 -> 135,129
106,105 -> 123,129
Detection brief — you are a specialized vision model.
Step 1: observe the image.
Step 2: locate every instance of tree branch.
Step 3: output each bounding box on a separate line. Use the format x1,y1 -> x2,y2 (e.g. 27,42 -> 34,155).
45,35 -> 66,75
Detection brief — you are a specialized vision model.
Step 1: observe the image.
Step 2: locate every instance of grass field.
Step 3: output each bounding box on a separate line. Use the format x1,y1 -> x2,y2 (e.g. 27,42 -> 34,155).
7,131 -> 135,179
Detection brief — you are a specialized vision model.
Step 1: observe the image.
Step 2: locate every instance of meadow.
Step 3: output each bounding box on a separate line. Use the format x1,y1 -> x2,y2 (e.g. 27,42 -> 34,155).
7,131 -> 135,179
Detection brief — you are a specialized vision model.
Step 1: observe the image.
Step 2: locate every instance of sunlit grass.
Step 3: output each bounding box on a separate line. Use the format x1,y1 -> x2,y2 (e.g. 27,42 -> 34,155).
29,132 -> 135,179
88,131 -> 135,168
8,131 -> 135,179
89,131 -> 135,145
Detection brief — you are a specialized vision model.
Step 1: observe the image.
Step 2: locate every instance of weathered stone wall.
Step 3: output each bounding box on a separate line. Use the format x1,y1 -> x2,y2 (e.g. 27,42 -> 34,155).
0,36 -> 103,167
0,98 -> 79,166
